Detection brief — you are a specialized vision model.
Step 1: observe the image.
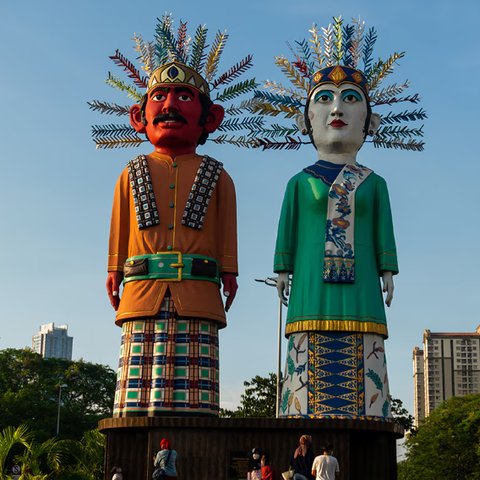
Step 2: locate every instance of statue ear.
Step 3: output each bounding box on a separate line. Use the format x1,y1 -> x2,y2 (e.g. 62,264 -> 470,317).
368,113 -> 381,136
130,104 -> 146,133
203,104 -> 225,134
296,114 -> 309,136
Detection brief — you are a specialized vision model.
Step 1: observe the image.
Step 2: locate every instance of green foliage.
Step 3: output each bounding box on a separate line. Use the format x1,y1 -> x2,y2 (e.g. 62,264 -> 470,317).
220,373 -> 277,418
0,425 -> 105,480
0,349 -> 115,441
399,394 -> 480,480
390,398 -> 415,432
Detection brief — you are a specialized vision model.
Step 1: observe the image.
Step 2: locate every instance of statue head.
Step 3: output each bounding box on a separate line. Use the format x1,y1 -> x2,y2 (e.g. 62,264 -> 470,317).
129,62 -> 224,156
297,65 -> 380,159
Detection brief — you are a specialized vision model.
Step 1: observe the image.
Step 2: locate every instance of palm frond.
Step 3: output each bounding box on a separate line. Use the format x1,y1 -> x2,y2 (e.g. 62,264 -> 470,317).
309,23 -> 324,70
368,51 -> 405,91
189,24 -> 208,72
333,16 -> 344,64
349,17 -> 365,68
255,123 -> 299,139
250,101 -> 300,119
105,72 -> 143,102
321,23 -> 335,67
204,30 -> 229,82
253,90 -> 303,109
109,49 -> 148,88
371,138 -> 425,151
212,55 -> 253,88
372,93 -> 420,106
370,81 -> 410,104
380,108 -> 427,125
253,136 -> 307,150
375,124 -> 424,139
176,20 -> 189,63
263,80 -> 305,100
217,116 -> 265,133
362,27 -> 377,76
210,134 -> 253,148
342,23 -> 355,67
214,78 -> 258,102
87,100 -> 130,116
133,33 -> 155,75
92,124 -> 137,138
94,134 -> 146,149
154,14 -> 174,66
274,56 -> 309,91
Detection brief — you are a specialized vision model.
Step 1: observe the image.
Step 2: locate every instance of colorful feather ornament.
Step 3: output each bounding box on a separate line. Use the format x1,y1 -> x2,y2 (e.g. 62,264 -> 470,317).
89,14 -> 257,149
248,16 -> 426,152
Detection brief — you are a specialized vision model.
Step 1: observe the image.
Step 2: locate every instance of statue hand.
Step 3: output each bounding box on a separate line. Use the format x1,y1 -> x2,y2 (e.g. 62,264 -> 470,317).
106,271 -> 124,311
221,273 -> 238,312
277,272 -> 290,307
382,271 -> 394,307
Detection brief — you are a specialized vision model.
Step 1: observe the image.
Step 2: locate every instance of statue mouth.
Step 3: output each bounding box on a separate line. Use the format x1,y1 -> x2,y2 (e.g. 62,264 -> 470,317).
329,119 -> 347,128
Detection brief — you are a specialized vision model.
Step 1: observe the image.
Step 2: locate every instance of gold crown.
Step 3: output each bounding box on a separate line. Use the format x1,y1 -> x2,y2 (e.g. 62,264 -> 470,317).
147,61 -> 210,98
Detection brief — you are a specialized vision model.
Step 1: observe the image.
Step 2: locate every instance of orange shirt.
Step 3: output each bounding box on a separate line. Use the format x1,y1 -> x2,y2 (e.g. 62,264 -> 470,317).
108,152 -> 238,326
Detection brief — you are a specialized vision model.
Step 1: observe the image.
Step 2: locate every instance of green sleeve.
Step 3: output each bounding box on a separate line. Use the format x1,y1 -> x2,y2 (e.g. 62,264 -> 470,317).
374,176 -> 399,274
274,176 -> 298,273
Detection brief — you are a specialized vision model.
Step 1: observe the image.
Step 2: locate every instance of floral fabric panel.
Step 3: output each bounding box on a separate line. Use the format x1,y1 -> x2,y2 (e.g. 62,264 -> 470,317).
279,332 -> 390,418
323,164 -> 372,283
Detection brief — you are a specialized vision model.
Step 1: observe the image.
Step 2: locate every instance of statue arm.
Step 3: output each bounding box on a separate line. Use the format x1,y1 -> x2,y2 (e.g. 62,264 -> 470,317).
216,170 -> 238,311
274,178 -> 298,306
106,171 -> 130,310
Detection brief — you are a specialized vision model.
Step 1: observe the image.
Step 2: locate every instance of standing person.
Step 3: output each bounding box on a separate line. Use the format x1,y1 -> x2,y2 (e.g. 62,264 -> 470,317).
247,17 -> 425,418
111,466 -> 123,480
153,438 -> 177,480
311,445 -> 339,480
90,15 -> 256,417
261,453 -> 277,480
248,448 -> 263,480
290,435 -> 314,480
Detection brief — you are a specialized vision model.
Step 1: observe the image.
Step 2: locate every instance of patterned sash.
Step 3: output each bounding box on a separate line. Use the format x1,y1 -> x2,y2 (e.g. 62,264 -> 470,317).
323,163 -> 372,283
182,156 -> 223,230
128,155 -> 223,230
127,155 -> 159,229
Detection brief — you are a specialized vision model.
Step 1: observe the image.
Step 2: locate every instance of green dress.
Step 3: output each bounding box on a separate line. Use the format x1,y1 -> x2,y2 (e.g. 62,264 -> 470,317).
274,169 -> 398,339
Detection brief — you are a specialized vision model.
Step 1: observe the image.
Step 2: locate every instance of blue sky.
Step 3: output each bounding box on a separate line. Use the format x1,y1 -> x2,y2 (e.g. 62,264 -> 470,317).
1,0 -> 480,419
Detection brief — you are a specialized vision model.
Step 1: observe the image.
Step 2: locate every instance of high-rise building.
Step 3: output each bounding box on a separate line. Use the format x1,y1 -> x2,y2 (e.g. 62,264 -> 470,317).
32,323 -> 73,360
412,326 -> 480,426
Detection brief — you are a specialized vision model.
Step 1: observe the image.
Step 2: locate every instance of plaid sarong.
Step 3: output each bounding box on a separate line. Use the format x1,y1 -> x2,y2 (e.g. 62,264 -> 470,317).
113,294 -> 219,417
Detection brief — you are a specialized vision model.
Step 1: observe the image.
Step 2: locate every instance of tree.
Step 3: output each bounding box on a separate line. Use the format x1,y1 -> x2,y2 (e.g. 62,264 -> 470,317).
398,394 -> 480,480
0,349 -> 115,441
390,397 -> 415,432
0,425 -> 31,479
221,373 -> 277,417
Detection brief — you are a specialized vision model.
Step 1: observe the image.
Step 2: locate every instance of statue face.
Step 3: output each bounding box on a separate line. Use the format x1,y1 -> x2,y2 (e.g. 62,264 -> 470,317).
142,85 -> 205,152
307,83 -> 369,156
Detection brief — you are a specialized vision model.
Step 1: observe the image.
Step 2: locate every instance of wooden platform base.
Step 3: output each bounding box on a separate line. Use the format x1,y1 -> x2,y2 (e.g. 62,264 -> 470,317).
99,417 -> 403,480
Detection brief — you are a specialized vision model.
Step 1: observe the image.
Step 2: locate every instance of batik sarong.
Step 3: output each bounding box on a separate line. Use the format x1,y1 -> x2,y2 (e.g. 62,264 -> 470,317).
113,294 -> 219,416
279,331 -> 391,419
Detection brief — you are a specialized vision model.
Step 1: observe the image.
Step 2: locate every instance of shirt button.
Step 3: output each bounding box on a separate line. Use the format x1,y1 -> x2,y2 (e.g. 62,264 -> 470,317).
168,225 -> 174,230
169,183 -> 175,189
169,202 -> 174,208
167,245 -> 173,251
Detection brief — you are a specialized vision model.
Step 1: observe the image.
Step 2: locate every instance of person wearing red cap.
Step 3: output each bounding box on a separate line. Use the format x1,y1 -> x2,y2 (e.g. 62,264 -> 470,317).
153,438 -> 177,479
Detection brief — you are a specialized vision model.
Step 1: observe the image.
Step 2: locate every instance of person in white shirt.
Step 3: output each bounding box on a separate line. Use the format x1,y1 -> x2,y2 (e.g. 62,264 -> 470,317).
311,444 -> 339,480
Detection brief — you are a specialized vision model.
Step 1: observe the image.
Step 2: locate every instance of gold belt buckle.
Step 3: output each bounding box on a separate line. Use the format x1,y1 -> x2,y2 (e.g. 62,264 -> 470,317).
156,251 -> 184,281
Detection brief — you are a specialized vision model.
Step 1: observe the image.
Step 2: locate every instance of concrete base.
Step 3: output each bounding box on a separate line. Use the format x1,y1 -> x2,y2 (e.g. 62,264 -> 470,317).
99,417 -> 403,480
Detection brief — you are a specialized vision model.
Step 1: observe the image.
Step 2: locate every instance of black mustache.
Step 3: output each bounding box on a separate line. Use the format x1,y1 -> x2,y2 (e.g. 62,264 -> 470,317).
152,113 -> 188,125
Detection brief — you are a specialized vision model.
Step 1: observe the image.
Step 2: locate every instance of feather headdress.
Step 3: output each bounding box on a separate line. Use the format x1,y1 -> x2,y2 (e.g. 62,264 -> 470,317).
248,16 -> 426,152
89,14 -> 258,149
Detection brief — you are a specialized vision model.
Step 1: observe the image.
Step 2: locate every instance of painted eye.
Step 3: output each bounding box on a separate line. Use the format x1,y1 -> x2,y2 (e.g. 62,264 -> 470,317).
151,93 -> 166,102
342,90 -> 363,103
314,90 -> 334,103
178,94 -> 193,102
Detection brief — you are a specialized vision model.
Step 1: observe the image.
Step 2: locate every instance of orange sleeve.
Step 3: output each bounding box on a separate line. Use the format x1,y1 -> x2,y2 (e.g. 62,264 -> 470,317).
215,169 -> 238,275
107,169 -> 131,272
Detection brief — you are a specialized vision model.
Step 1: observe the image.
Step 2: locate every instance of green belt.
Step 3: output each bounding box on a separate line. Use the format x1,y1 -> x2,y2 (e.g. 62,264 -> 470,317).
123,252 -> 220,285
